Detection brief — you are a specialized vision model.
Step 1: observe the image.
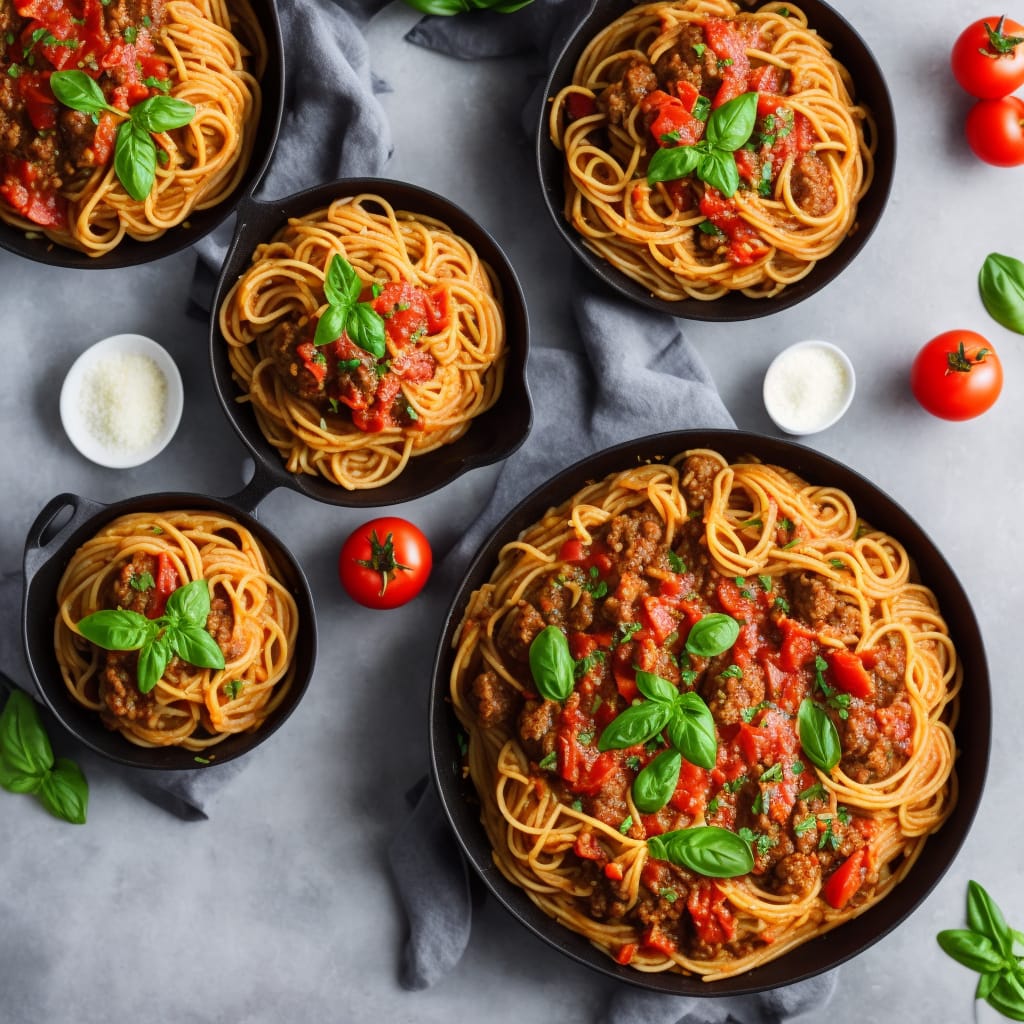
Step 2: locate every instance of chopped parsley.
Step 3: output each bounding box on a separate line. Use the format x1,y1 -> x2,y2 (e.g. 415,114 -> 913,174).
773,595 -> 790,613
720,664 -> 743,680
794,815 -> 816,836
143,76 -> 171,93
798,781 -> 826,803
814,655 -> 851,719
625,755 -> 642,771
123,26 -> 138,43
577,730 -> 595,746
659,888 -> 679,903
129,571 -> 155,592
693,95 -> 711,122
758,574 -> 773,593
760,763 -> 783,783
583,566 -> 608,600
571,799 -> 583,812
612,621 -> 642,648
538,751 -> 557,772
757,160 -> 773,198
692,43 -> 706,58
791,759 -> 805,774
619,815 -> 634,835
738,827 -> 777,857
225,679 -> 244,700
150,526 -> 164,535
698,220 -> 724,236
829,558 -> 845,570
573,649 -> 606,679
667,550 -> 687,573
7,64 -> 21,79
739,517 -> 763,529
741,701 -> 772,724
338,357 -> 361,372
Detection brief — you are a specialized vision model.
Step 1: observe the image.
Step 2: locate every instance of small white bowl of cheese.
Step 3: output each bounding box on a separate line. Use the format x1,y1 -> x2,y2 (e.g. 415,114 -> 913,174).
59,333 -> 184,469
762,340 -> 856,436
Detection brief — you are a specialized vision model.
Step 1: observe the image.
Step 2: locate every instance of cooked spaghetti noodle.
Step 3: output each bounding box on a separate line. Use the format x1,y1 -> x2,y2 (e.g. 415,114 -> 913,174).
54,509 -> 299,750
218,193 -> 508,490
549,0 -> 874,300
0,0 -> 263,256
451,449 -> 958,978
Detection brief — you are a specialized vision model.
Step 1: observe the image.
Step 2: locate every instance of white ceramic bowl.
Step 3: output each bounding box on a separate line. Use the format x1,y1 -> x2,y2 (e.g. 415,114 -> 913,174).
59,333 -> 184,469
762,340 -> 856,436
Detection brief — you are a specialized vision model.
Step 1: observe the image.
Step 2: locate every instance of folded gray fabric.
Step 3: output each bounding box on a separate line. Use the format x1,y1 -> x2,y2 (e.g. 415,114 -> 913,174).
189,0 -> 393,312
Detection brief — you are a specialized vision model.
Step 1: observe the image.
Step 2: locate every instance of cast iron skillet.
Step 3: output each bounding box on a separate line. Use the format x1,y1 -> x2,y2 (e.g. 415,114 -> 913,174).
22,485 -> 317,771
537,0 -> 897,321
0,0 -> 284,269
208,177 -> 532,509
430,429 -> 989,994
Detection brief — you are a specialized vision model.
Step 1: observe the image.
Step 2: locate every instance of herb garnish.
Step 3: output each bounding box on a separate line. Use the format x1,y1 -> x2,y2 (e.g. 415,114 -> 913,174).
0,691 -> 88,824
979,252 -> 1024,335
49,70 -> 195,201
76,578 -> 225,694
648,825 -> 755,877
314,252 -> 388,356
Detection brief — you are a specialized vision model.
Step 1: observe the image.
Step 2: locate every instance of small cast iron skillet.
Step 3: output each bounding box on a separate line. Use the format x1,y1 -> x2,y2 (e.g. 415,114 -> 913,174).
430,429 -> 989,995
537,0 -> 897,321
208,178 -> 532,509
22,486 -> 317,771
0,0 -> 284,270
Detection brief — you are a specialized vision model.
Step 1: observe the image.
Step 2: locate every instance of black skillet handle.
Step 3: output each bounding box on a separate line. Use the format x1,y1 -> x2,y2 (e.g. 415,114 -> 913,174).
225,460 -> 281,518
23,492 -> 104,581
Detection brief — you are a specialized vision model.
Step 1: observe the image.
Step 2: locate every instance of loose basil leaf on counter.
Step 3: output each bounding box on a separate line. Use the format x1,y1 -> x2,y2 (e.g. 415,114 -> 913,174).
647,825 -> 754,877
968,879 -> 1015,957
988,971 -> 1024,1021
797,698 -> 841,773
528,625 -> 575,702
38,758 -> 88,826
633,749 -> 681,813
0,691 -> 88,824
598,699 -> 674,751
667,692 -> 717,770
936,929 -> 1007,974
685,612 -> 740,658
979,252 -> 1024,335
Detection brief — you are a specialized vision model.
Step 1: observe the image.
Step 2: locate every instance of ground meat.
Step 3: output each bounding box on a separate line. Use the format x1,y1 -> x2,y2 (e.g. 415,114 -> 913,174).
58,111 -> 106,177
701,654 -> 766,726
788,572 -> 861,639
866,637 -> 907,705
790,151 -> 836,217
100,652 -> 157,723
207,593 -> 244,661
604,510 -> 664,576
498,600 -> 547,664
109,552 -> 160,616
653,25 -> 707,93
679,454 -> 721,509
266,321 -> 328,401
469,670 -> 519,730
771,852 -> 821,898
599,569 -> 648,626
840,700 -> 910,783
596,57 -> 658,126
517,699 -> 558,761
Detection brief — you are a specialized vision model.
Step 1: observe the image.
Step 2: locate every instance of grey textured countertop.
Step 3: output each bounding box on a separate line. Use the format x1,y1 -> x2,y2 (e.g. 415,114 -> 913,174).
1,3 -> 1018,1022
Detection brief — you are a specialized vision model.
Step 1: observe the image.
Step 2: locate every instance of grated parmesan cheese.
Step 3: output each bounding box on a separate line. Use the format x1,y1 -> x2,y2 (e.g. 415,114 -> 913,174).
79,351 -> 168,455
763,343 -> 853,434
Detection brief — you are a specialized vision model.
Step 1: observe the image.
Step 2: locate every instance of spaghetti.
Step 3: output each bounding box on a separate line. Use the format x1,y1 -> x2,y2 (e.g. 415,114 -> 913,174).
218,193 -> 508,491
0,0 -> 263,256
54,509 -> 299,750
549,0 -> 874,300
451,449 -> 958,979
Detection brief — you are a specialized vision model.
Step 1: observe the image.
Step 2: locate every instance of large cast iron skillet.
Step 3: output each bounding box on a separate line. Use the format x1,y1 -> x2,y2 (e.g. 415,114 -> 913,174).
537,0 -> 897,321
22,485 -> 316,770
208,177 -> 532,508
430,429 -> 989,994
0,0 -> 284,269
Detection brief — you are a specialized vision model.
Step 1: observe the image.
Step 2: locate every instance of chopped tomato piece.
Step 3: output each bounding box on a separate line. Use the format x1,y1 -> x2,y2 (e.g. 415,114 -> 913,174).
640,923 -> 677,956
565,91 -> 597,121
641,89 -> 705,146
147,552 -> 180,620
615,942 -> 637,965
827,649 -> 875,700
687,880 -> 735,944
704,17 -> 753,107
822,848 -> 866,909
604,861 -> 624,881
573,830 -> 607,863
778,617 -> 818,672
574,751 -> 620,796
559,539 -> 586,563
748,64 -> 783,95
668,758 -> 710,817
641,596 -> 677,645
612,643 -> 639,703
295,341 -> 328,384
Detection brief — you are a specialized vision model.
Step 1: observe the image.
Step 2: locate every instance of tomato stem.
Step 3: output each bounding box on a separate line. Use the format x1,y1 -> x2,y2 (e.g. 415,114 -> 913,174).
355,530 -> 412,597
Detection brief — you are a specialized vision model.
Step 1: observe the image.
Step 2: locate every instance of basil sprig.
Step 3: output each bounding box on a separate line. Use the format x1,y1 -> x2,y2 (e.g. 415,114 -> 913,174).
49,70 -> 195,202
979,252 -> 1024,335
314,252 -> 388,358
76,578 -> 225,694
633,748 -> 681,813
685,612 -> 740,658
647,91 -> 759,198
528,625 -> 575,702
400,0 -> 533,13
797,698 -> 841,773
938,881 -> 1024,1020
647,825 -> 754,878
0,691 -> 88,824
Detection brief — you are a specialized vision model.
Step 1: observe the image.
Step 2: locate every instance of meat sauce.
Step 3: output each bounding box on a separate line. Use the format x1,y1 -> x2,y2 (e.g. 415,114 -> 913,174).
466,455 -> 911,964
570,14 -> 837,266
0,0 -> 168,228
96,551 -> 240,730
268,280 -> 450,434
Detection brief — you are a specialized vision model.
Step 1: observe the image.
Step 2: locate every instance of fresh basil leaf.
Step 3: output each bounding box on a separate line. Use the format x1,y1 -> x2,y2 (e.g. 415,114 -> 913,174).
979,252 -> 1024,335
131,95 -> 195,133
635,670 -> 678,704
797,698 -> 841,773
685,613 -> 739,658
987,968 -> 1024,1022
399,0 -> 469,13
633,748 -> 681,813
705,92 -> 758,151
347,302 -> 388,359
647,143 -> 700,185
38,758 -> 88,825
314,303 -> 348,348
76,608 -> 155,651
136,634 -> 171,694
49,69 -> 109,115
968,880 -> 1015,958
0,691 -> 53,777
170,624 -> 226,671
0,754 -> 45,794
647,825 -> 754,878
698,147 -> 741,198
324,252 -> 363,310
978,971 -> 1000,1001
667,692 -> 717,769
936,929 -> 1008,973
528,625 -> 575,702
114,118 -> 157,201
163,578 -> 211,626
598,700 -> 673,751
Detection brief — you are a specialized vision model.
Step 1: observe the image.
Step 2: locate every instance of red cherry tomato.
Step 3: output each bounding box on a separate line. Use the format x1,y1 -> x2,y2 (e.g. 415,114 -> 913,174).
965,95 -> 1024,166
338,517 -> 432,609
951,15 -> 1024,98
910,330 -> 1003,421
